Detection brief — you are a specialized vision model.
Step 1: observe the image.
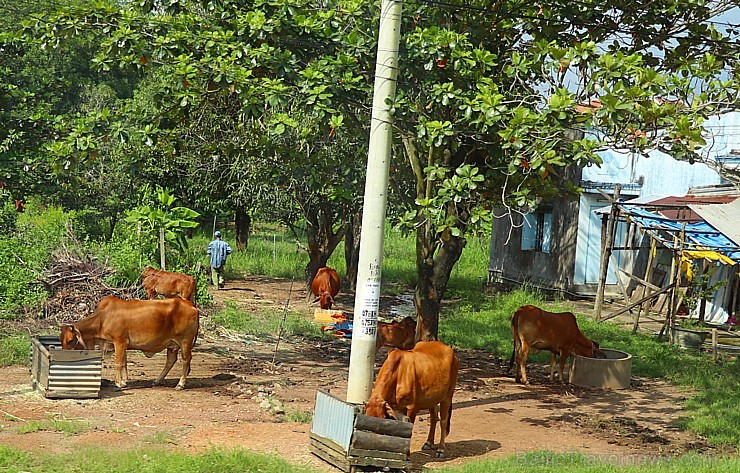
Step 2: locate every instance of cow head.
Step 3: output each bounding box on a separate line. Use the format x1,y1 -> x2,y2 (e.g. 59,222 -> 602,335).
60,324 -> 87,350
592,341 -> 607,359
314,292 -> 335,310
365,396 -> 397,420
141,266 -> 156,280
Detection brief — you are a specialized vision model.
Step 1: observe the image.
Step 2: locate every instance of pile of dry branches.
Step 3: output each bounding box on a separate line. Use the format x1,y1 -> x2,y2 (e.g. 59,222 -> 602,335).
36,225 -> 141,323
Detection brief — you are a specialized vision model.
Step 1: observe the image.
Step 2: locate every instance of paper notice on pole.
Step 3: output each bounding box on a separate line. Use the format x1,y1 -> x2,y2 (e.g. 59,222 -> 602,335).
356,279 -> 381,339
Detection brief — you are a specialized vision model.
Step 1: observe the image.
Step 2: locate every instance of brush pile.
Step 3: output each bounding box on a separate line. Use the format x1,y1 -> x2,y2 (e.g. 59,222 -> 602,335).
36,225 -> 141,323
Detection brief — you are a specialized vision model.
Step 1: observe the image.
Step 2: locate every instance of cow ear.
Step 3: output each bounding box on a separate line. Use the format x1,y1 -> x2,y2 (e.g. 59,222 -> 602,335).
73,326 -> 88,349
384,402 -> 398,420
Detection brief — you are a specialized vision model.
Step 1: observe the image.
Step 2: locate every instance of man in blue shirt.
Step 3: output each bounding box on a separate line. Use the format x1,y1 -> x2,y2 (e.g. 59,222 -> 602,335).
207,231 -> 233,289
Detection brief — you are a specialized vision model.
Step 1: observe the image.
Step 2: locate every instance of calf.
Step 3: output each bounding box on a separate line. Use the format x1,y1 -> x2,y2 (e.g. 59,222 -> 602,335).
510,305 -> 604,385
375,316 -> 416,354
60,296 -> 199,390
311,267 -> 340,310
141,266 -> 196,303
365,341 -> 459,458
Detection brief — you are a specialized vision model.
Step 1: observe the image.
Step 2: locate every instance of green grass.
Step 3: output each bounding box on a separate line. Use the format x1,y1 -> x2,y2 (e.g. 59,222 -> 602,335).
0,445 -> 318,472
280,408 -> 313,424
441,288 -> 740,447
209,300 -> 322,339
435,451 -> 740,473
16,416 -> 89,435
0,333 -> 30,366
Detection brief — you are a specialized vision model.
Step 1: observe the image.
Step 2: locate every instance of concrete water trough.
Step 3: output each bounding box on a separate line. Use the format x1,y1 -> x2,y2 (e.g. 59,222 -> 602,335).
569,348 -> 632,389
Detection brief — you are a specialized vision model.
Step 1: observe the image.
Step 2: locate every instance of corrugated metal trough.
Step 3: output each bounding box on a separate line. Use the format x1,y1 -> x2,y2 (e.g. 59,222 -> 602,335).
569,348 -> 632,389
31,335 -> 103,399
310,390 -> 413,472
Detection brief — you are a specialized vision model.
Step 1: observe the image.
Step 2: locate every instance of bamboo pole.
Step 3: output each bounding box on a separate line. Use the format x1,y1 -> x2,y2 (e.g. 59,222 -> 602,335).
594,185 -> 621,321
634,238 -> 657,333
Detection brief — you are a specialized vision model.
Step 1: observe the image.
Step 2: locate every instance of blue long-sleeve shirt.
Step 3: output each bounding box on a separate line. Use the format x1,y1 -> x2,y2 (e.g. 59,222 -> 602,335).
207,239 -> 232,268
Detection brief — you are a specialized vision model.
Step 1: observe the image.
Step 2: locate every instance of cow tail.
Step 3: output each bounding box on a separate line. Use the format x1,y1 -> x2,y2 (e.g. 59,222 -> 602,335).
508,311 -> 519,372
446,402 -> 452,435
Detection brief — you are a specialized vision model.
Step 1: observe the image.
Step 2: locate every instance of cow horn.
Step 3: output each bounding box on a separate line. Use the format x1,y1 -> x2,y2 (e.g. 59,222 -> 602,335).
73,326 -> 88,349
384,402 -> 398,420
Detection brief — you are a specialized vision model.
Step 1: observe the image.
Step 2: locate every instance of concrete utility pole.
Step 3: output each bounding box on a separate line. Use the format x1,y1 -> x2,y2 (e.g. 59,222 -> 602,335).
346,0 -> 403,404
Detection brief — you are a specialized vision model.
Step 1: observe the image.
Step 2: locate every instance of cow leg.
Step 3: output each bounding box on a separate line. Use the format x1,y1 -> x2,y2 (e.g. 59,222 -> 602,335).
558,351 -> 568,384
422,405 -> 439,452
518,343 -> 530,385
176,340 -> 194,390
154,347 -> 179,387
549,351 -> 557,382
437,397 -> 453,458
113,342 -> 128,389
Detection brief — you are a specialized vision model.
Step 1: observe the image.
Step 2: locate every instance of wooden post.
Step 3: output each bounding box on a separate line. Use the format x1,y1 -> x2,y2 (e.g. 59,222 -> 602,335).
712,328 -> 718,362
634,238 -> 657,333
159,227 -> 166,271
666,225 -> 686,344
595,185 -> 621,321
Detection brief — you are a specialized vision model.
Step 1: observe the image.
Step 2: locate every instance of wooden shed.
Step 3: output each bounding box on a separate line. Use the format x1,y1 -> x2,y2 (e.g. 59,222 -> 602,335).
31,335 -> 103,399
310,390 -> 413,472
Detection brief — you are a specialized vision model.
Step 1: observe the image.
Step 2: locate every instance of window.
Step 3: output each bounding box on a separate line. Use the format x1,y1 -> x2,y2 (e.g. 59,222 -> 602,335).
521,211 -> 552,253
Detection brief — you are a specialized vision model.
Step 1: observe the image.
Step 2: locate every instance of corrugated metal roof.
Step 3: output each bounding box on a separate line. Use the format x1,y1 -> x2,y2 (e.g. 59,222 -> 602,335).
689,199 -> 740,247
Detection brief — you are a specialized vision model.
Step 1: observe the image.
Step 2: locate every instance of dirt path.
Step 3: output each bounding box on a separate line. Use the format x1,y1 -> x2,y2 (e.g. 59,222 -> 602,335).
0,276 -> 724,471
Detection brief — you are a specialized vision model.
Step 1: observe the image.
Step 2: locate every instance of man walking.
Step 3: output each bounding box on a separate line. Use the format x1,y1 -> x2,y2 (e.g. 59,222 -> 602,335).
207,231 -> 232,289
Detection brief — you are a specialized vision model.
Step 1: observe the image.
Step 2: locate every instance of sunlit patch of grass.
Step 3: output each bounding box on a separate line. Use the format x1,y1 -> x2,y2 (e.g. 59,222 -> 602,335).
280,408 -> 313,424
0,444 -> 320,472
436,451 -> 740,473
16,415 -> 88,435
210,300 -> 321,339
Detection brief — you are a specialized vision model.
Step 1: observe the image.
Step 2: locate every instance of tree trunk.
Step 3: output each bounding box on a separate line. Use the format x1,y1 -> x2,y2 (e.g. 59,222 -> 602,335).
304,203 -> 347,299
414,227 -> 467,341
235,209 -> 251,250
343,210 -> 362,291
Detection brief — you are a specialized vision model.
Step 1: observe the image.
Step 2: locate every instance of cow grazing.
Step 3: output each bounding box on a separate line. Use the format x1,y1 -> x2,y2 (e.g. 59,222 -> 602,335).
59,296 -> 199,390
311,267 -> 340,310
365,341 -> 459,458
375,316 -> 417,354
510,305 -> 605,385
141,266 -> 196,303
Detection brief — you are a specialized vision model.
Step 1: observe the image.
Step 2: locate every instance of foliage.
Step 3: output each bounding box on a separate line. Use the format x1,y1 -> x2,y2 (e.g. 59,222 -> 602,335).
0,333 -> 29,366
125,186 -> 201,254
0,203 -> 69,317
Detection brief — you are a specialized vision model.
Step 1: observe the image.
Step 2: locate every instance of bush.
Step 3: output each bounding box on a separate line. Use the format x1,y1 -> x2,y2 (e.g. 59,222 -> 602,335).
0,204 -> 69,318
0,334 -> 29,366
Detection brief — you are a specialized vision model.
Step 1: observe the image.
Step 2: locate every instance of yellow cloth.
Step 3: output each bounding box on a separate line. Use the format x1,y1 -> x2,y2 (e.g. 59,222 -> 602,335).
681,250 -> 735,280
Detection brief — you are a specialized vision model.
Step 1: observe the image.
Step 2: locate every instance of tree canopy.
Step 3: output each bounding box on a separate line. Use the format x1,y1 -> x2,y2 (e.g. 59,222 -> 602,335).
11,0 -> 740,337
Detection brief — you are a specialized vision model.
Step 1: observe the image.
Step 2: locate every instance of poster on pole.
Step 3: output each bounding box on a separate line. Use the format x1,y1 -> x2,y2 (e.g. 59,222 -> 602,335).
356,278 -> 381,339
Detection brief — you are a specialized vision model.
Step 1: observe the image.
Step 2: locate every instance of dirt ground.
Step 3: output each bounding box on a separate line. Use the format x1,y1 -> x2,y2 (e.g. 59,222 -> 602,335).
0,276 -> 730,471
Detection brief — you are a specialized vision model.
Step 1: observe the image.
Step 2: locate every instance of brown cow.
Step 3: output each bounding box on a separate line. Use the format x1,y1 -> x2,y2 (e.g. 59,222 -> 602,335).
365,341 -> 459,458
141,266 -> 196,303
59,296 -> 199,390
311,267 -> 340,310
510,305 -> 605,385
375,316 -> 416,354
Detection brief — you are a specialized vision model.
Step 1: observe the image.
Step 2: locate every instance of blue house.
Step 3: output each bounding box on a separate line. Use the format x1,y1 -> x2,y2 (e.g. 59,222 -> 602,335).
489,112 -> 740,297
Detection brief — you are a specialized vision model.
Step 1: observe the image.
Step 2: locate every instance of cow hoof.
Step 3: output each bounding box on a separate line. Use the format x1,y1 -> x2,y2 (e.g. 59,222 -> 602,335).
174,384 -> 185,391
422,442 -> 432,451
436,450 -> 445,458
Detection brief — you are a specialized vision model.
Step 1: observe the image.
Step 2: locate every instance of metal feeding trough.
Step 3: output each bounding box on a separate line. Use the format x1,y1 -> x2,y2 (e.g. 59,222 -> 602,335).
310,390 -> 413,472
31,335 -> 103,399
569,348 -> 632,389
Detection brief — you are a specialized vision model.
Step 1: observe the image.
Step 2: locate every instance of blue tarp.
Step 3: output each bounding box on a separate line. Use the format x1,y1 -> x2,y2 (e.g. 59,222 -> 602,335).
619,204 -> 740,262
